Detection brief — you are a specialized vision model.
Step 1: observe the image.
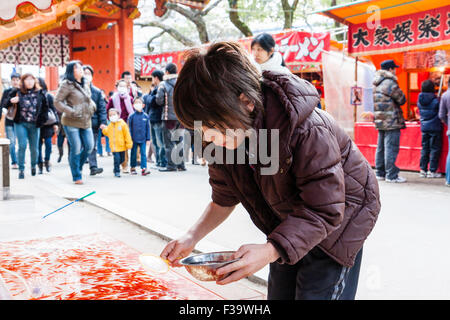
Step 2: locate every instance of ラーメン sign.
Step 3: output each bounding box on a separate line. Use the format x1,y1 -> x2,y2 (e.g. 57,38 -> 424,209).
139,30 -> 330,77
239,30 -> 330,68
141,51 -> 181,78
349,5 -> 450,56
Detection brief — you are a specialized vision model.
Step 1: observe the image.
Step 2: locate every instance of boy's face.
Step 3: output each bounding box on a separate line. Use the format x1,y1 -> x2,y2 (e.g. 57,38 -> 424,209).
134,100 -> 143,112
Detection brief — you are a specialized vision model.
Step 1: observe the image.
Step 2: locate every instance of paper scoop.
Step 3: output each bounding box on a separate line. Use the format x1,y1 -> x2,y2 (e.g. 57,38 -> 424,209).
138,254 -> 170,274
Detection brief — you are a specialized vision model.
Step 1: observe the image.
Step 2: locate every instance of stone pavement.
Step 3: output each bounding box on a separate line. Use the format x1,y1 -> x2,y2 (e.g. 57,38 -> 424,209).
0,170 -> 267,300
2,147 -> 450,299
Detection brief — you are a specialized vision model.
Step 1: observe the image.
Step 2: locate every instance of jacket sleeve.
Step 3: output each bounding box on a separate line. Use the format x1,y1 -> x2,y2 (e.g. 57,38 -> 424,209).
97,91 -> 107,126
102,124 -> 110,137
390,81 -> 406,106
123,122 -> 133,150
127,115 -> 134,141
439,95 -> 449,125
146,117 -> 151,141
54,82 -> 74,116
208,164 -> 240,207
267,125 -> 346,265
155,83 -> 165,107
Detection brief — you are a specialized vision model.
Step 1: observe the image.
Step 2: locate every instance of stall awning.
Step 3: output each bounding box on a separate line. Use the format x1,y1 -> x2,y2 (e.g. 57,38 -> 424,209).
316,0 -> 448,26
316,0 -> 450,56
0,0 -> 98,50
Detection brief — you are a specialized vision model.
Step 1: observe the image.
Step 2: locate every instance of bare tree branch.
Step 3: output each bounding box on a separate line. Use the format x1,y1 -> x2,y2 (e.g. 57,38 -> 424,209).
136,21 -> 196,47
201,0 -> 223,16
147,30 -> 166,52
227,0 -> 252,37
165,2 -> 210,43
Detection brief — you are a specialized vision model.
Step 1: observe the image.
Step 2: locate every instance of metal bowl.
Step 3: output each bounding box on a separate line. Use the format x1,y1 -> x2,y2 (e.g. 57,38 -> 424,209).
179,251 -> 239,282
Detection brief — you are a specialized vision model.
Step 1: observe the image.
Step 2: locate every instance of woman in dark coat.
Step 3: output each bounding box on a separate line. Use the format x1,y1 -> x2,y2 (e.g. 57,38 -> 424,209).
160,42 -> 381,300
7,73 -> 48,179
37,78 -> 59,174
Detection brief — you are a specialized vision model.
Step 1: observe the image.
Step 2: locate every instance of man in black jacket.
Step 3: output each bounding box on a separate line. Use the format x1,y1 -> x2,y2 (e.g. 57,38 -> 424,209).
0,72 -> 21,169
144,70 -> 167,168
83,65 -> 107,176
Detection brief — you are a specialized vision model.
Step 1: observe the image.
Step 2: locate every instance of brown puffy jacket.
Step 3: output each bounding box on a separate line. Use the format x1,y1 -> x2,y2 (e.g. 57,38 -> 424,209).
54,79 -> 96,129
208,71 -> 381,267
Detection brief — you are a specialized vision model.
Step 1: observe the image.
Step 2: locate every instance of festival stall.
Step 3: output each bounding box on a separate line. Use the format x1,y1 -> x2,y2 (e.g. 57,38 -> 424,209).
140,29 -> 332,106
318,0 -> 450,173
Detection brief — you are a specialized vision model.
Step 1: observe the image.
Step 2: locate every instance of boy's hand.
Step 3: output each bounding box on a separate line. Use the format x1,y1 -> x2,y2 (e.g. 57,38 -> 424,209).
215,242 -> 280,285
100,124 -> 107,130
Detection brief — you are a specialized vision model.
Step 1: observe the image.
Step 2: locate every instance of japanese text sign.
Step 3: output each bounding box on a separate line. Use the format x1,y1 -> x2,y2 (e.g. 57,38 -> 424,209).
349,5 -> 450,56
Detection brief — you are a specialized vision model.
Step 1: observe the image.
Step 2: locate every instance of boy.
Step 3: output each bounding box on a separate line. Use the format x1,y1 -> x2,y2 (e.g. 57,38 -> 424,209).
128,97 -> 151,176
102,108 -> 133,177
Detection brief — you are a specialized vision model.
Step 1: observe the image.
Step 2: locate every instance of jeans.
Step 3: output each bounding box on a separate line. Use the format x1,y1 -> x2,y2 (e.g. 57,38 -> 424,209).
446,136 -> 450,184
130,141 -> 147,169
375,129 -> 401,180
150,121 -> 166,166
63,125 -> 94,181
267,246 -> 363,300
5,125 -> 17,165
38,137 -> 52,163
89,128 -> 99,169
14,122 -> 40,172
420,131 -> 442,173
113,152 -> 125,174
97,129 -> 111,155
162,120 -> 185,170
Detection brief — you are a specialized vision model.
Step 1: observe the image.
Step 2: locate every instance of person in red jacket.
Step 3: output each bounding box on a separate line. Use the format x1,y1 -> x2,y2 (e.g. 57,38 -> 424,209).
160,42 -> 381,300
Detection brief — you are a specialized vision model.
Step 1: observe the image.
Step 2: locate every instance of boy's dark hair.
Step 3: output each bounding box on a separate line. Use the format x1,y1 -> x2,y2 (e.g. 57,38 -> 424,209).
421,79 -> 435,93
165,63 -> 177,75
134,97 -> 144,103
83,65 -> 94,76
121,71 -> 132,78
173,41 -> 263,132
151,70 -> 164,81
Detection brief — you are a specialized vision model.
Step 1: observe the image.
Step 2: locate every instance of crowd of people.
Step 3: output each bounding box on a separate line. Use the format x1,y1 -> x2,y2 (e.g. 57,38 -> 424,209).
1,32 -> 448,189
0,60 -> 201,183
372,59 -> 450,187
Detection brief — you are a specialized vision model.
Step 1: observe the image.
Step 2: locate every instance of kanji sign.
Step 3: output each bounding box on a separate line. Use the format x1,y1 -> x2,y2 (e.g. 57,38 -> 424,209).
349,5 -> 450,56
240,30 -> 330,67
140,31 -> 330,77
141,52 -> 181,78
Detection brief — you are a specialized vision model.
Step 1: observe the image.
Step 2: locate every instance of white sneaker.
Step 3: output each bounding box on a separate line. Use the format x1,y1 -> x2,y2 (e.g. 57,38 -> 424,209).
419,170 -> 427,178
445,182 -> 450,187
376,175 -> 385,181
386,176 -> 407,183
427,172 -> 443,178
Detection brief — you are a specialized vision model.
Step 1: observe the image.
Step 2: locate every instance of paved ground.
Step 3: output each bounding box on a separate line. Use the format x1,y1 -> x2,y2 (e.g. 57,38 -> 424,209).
0,160 -> 267,300
2,146 -> 450,299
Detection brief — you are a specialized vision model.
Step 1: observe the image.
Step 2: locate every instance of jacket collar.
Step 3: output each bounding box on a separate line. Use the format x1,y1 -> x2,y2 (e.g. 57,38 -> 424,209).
251,70 -> 320,168
163,74 -> 178,81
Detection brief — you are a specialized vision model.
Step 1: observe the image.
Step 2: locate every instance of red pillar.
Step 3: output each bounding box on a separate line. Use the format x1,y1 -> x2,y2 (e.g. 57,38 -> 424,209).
45,66 -> 60,92
118,9 -> 135,79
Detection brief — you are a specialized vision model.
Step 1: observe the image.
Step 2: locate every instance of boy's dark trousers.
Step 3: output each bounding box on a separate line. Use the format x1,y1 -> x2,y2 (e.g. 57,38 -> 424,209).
420,131 -> 442,173
113,152 -> 125,174
267,246 -> 363,300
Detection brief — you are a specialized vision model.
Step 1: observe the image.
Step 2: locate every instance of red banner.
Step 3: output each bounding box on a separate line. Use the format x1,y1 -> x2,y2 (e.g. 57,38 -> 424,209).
140,31 -> 330,77
239,30 -> 330,66
349,5 -> 450,56
141,52 -> 182,78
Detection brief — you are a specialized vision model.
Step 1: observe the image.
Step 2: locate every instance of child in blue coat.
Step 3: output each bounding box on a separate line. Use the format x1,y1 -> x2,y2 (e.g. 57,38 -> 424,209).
418,80 -> 443,178
128,97 -> 151,176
